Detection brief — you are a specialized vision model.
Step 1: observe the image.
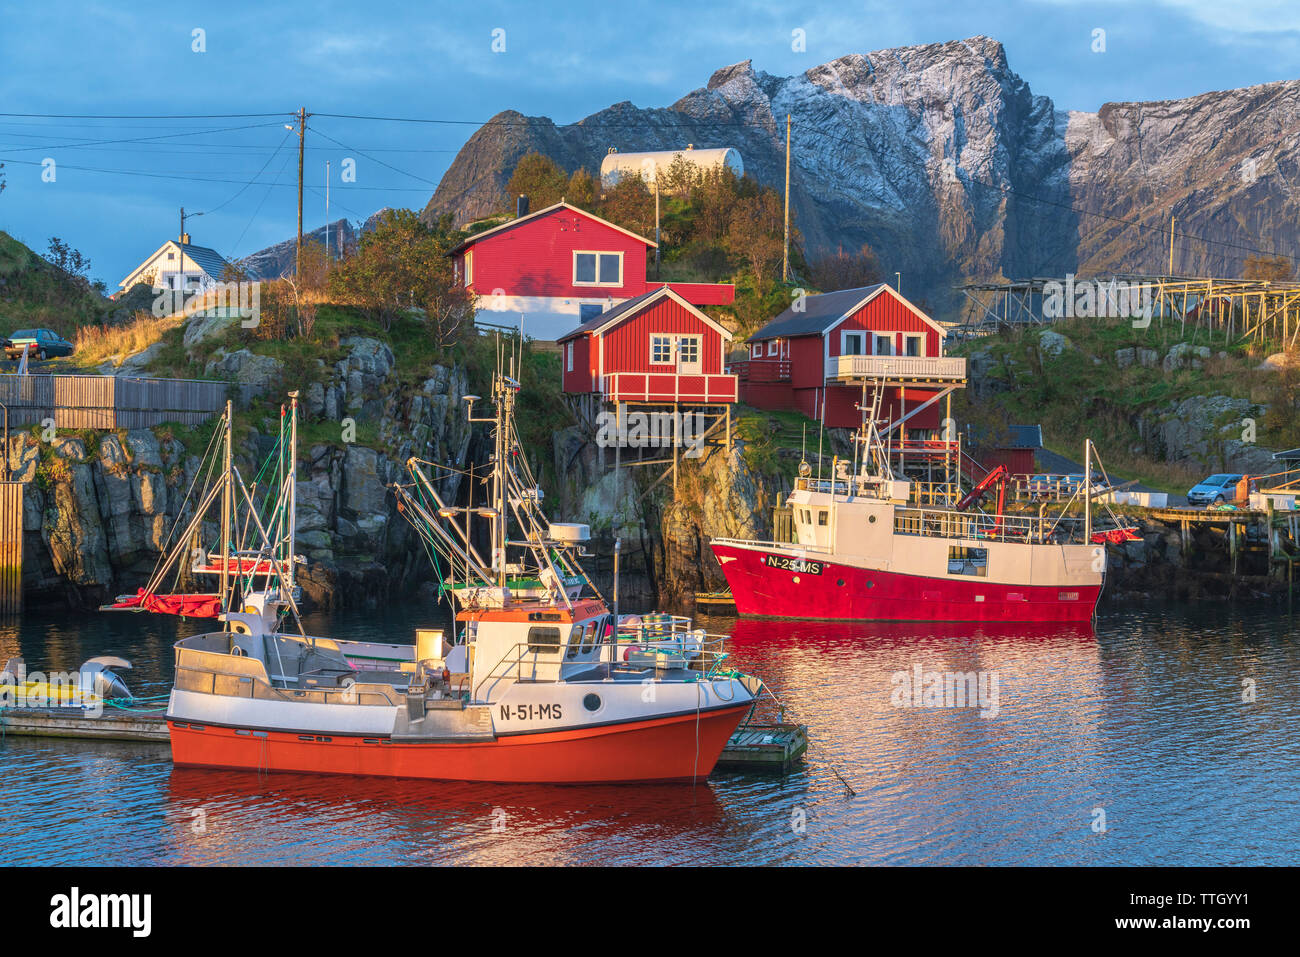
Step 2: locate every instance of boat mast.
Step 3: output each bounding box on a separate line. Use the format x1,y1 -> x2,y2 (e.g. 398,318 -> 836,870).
287,390 -> 298,597
1084,438 -> 1093,543
220,399 -> 232,621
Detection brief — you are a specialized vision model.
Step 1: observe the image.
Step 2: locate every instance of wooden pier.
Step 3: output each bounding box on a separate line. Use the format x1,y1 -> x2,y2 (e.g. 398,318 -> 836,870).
717,722 -> 809,773
0,706 -> 169,742
0,481 -> 21,614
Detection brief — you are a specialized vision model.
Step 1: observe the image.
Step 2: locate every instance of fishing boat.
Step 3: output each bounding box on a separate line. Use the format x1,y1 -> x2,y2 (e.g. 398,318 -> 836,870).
161,354 -> 764,784
711,388 -> 1135,623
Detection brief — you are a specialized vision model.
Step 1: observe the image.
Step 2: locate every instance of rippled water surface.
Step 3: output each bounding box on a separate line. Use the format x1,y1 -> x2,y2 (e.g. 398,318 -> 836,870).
2,602 -> 1297,865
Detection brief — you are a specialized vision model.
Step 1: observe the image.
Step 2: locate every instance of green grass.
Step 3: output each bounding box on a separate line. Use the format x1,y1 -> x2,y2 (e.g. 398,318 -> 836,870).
952,315 -> 1296,485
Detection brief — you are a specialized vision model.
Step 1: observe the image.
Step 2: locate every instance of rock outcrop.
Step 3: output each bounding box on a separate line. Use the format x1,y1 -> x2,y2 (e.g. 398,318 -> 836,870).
19,336 -> 474,609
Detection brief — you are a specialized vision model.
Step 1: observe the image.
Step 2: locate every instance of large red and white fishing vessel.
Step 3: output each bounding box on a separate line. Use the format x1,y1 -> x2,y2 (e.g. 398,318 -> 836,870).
140,353 -> 764,784
711,392 -> 1133,624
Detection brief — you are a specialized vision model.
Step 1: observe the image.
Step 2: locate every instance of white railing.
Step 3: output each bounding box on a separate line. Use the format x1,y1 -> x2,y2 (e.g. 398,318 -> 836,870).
601,372 -> 738,403
825,355 -> 967,381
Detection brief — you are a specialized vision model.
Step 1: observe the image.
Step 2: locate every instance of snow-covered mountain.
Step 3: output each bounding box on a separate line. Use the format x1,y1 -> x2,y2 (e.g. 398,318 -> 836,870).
421,35 -> 1300,316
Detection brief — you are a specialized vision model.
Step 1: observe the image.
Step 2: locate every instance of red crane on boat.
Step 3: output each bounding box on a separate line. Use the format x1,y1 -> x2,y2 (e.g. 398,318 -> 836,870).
955,464 -> 1009,516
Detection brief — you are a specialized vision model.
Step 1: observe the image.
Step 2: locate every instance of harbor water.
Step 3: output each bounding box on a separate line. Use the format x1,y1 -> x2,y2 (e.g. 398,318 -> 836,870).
1,602 -> 1298,865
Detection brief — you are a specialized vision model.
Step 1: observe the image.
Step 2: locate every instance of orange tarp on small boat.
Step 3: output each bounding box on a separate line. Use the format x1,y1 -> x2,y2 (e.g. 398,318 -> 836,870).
1090,527 -> 1142,545
111,589 -> 222,618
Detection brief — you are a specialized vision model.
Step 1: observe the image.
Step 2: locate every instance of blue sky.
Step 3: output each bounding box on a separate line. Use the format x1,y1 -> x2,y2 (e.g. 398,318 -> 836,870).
2,0 -> 1298,289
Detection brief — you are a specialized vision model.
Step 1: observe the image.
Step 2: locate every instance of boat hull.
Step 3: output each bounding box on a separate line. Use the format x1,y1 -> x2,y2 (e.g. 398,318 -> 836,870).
168,704 -> 751,784
712,542 -> 1101,623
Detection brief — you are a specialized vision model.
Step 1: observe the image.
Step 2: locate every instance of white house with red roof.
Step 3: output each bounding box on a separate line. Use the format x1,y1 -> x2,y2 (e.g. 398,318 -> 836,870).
449,200 -> 733,341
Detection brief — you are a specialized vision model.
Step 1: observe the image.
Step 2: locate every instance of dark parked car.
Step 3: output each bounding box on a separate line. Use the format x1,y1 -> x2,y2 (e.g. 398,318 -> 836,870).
5,328 -> 74,361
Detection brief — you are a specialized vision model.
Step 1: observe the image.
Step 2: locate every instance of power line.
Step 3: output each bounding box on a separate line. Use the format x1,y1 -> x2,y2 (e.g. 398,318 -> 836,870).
310,127 -> 440,187
202,130 -> 295,216
0,111 -> 289,119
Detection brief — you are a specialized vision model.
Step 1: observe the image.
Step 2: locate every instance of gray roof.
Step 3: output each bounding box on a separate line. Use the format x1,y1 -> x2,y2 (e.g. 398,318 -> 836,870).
178,242 -> 230,279
749,284 -> 887,340
967,424 -> 1043,449
557,287 -> 665,342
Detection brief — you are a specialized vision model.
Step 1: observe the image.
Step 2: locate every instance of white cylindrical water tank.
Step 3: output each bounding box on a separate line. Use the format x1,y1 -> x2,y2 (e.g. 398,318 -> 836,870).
599,146 -> 744,188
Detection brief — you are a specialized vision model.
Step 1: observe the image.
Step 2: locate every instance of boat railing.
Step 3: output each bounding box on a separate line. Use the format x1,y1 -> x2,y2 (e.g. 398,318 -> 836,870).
711,536 -> 833,554
892,505 -> 1085,544
473,633 -> 735,702
173,633 -> 401,706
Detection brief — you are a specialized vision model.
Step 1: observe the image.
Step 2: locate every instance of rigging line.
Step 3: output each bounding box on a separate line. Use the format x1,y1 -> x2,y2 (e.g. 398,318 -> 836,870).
309,127 -> 440,187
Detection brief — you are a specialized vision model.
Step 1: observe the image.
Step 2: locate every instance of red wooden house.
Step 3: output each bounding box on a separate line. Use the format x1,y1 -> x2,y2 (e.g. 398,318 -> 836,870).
967,424 -> 1043,479
558,285 -> 737,406
449,200 -> 733,341
735,284 -> 966,436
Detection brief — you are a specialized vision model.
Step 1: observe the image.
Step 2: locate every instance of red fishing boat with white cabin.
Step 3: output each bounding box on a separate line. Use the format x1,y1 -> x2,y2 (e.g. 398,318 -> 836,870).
158,357 -> 765,784
711,390 -> 1134,623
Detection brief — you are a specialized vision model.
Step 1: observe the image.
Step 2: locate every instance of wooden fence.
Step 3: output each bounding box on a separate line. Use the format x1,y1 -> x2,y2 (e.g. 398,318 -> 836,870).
0,374 -> 228,430
0,482 -> 21,613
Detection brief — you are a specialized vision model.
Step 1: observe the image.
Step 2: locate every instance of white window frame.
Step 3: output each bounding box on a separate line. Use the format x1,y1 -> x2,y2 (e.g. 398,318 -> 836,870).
573,250 -> 623,287
463,250 -> 473,287
751,343 -> 762,358
650,334 -> 674,365
676,335 -> 702,372
842,331 -> 866,356
874,334 -> 894,356
904,334 -> 924,357
566,342 -> 574,372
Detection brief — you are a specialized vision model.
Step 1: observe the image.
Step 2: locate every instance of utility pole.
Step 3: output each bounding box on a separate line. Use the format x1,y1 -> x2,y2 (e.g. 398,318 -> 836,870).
783,113 -> 791,283
295,107 -> 307,280
325,160 -> 330,272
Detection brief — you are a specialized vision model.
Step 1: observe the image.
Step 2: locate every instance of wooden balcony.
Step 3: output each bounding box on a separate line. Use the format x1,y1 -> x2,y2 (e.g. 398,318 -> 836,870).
825,355 -> 967,385
601,372 -> 738,404
729,358 -> 791,382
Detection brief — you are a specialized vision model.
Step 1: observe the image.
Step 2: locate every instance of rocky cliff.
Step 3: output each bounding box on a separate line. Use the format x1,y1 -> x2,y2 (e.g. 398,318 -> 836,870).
18,335 -> 474,610
422,36 -> 1300,316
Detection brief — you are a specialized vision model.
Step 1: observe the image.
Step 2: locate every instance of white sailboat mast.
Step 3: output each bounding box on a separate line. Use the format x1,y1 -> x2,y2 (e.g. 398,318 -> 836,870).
288,390 -> 298,595
220,399 -> 233,618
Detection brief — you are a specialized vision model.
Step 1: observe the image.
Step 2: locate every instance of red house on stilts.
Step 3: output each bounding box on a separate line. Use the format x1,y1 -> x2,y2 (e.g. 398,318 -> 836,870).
732,284 -> 968,478
558,285 -> 737,465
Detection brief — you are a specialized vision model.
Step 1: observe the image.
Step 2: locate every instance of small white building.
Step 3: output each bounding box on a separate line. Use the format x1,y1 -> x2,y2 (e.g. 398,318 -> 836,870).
599,146 -> 743,189
117,233 -> 231,295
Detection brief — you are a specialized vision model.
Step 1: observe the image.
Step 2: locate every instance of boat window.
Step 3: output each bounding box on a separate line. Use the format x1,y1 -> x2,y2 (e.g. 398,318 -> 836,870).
527,626 -> 562,653
580,619 -> 598,654
818,510 -> 828,526
947,546 -> 988,577
566,624 -> 583,659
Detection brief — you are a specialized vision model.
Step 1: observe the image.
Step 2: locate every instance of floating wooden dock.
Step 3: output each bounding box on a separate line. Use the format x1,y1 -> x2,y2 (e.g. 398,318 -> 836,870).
717,722 -> 808,773
0,706 -> 169,742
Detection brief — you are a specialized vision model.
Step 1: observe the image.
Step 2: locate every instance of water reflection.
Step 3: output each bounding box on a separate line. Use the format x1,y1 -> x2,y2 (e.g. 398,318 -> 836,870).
2,603 -> 1298,864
